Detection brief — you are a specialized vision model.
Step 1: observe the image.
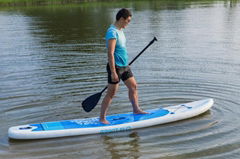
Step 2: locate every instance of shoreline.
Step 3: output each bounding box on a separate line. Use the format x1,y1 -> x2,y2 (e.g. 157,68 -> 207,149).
0,0 -> 105,7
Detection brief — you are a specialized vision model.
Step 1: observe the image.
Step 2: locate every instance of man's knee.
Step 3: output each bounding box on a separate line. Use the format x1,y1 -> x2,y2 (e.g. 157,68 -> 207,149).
129,83 -> 137,93
106,85 -> 118,98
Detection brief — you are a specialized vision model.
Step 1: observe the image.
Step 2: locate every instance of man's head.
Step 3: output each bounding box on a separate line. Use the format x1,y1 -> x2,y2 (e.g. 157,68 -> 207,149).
116,8 -> 132,29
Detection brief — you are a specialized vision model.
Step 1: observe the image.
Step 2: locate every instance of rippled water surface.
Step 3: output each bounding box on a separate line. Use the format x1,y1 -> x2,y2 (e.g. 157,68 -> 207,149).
1,0 -> 240,158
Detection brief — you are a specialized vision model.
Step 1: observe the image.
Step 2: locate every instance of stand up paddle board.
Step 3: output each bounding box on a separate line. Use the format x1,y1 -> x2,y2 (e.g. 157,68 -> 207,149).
8,98 -> 214,140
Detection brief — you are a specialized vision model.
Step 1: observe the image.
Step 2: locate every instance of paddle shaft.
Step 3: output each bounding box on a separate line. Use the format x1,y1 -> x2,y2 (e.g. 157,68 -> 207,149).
100,37 -> 158,94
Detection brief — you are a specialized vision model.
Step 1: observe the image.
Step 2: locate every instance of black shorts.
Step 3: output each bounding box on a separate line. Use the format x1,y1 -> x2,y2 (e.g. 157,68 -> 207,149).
107,64 -> 133,84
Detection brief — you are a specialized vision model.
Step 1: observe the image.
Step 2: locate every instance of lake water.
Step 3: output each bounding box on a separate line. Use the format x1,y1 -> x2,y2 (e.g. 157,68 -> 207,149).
0,0 -> 240,158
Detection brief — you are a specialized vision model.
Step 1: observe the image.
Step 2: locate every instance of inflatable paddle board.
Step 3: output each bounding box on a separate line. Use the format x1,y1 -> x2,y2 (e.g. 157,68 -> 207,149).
8,98 -> 214,140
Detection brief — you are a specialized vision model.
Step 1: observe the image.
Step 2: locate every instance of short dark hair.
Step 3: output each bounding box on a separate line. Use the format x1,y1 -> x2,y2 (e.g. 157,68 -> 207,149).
116,8 -> 132,21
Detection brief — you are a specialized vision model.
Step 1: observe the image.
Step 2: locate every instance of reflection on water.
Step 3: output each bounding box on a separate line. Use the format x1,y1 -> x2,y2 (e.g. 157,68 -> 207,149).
102,132 -> 140,159
1,0 -> 240,158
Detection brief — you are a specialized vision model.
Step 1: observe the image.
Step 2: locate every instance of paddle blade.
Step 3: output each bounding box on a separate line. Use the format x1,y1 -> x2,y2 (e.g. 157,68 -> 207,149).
82,92 -> 102,112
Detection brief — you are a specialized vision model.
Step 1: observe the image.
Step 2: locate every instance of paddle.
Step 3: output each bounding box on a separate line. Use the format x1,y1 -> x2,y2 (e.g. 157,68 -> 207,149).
82,37 -> 158,112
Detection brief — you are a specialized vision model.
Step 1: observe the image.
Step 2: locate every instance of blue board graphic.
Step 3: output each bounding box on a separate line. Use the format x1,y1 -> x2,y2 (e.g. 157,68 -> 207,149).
32,109 -> 169,131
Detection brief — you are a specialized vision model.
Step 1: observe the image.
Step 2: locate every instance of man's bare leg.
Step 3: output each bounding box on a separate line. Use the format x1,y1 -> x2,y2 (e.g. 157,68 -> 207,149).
100,83 -> 119,124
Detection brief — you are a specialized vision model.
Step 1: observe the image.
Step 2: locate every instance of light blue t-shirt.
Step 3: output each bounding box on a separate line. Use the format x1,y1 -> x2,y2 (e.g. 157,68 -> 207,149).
105,24 -> 128,67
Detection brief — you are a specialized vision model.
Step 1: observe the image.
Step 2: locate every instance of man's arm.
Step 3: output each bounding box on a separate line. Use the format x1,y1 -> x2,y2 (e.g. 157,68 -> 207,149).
107,39 -> 118,83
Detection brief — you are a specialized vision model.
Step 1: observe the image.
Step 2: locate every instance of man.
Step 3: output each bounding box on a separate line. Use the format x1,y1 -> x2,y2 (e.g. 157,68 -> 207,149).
100,8 -> 147,124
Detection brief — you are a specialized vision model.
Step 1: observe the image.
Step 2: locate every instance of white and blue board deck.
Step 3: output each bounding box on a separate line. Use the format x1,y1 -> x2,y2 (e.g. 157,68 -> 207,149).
8,98 -> 214,140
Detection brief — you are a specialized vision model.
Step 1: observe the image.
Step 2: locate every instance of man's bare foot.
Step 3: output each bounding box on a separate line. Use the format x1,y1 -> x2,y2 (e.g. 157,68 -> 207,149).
100,119 -> 110,125
133,109 -> 149,114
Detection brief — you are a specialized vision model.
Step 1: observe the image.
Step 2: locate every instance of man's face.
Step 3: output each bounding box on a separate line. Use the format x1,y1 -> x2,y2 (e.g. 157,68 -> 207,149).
121,16 -> 131,28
